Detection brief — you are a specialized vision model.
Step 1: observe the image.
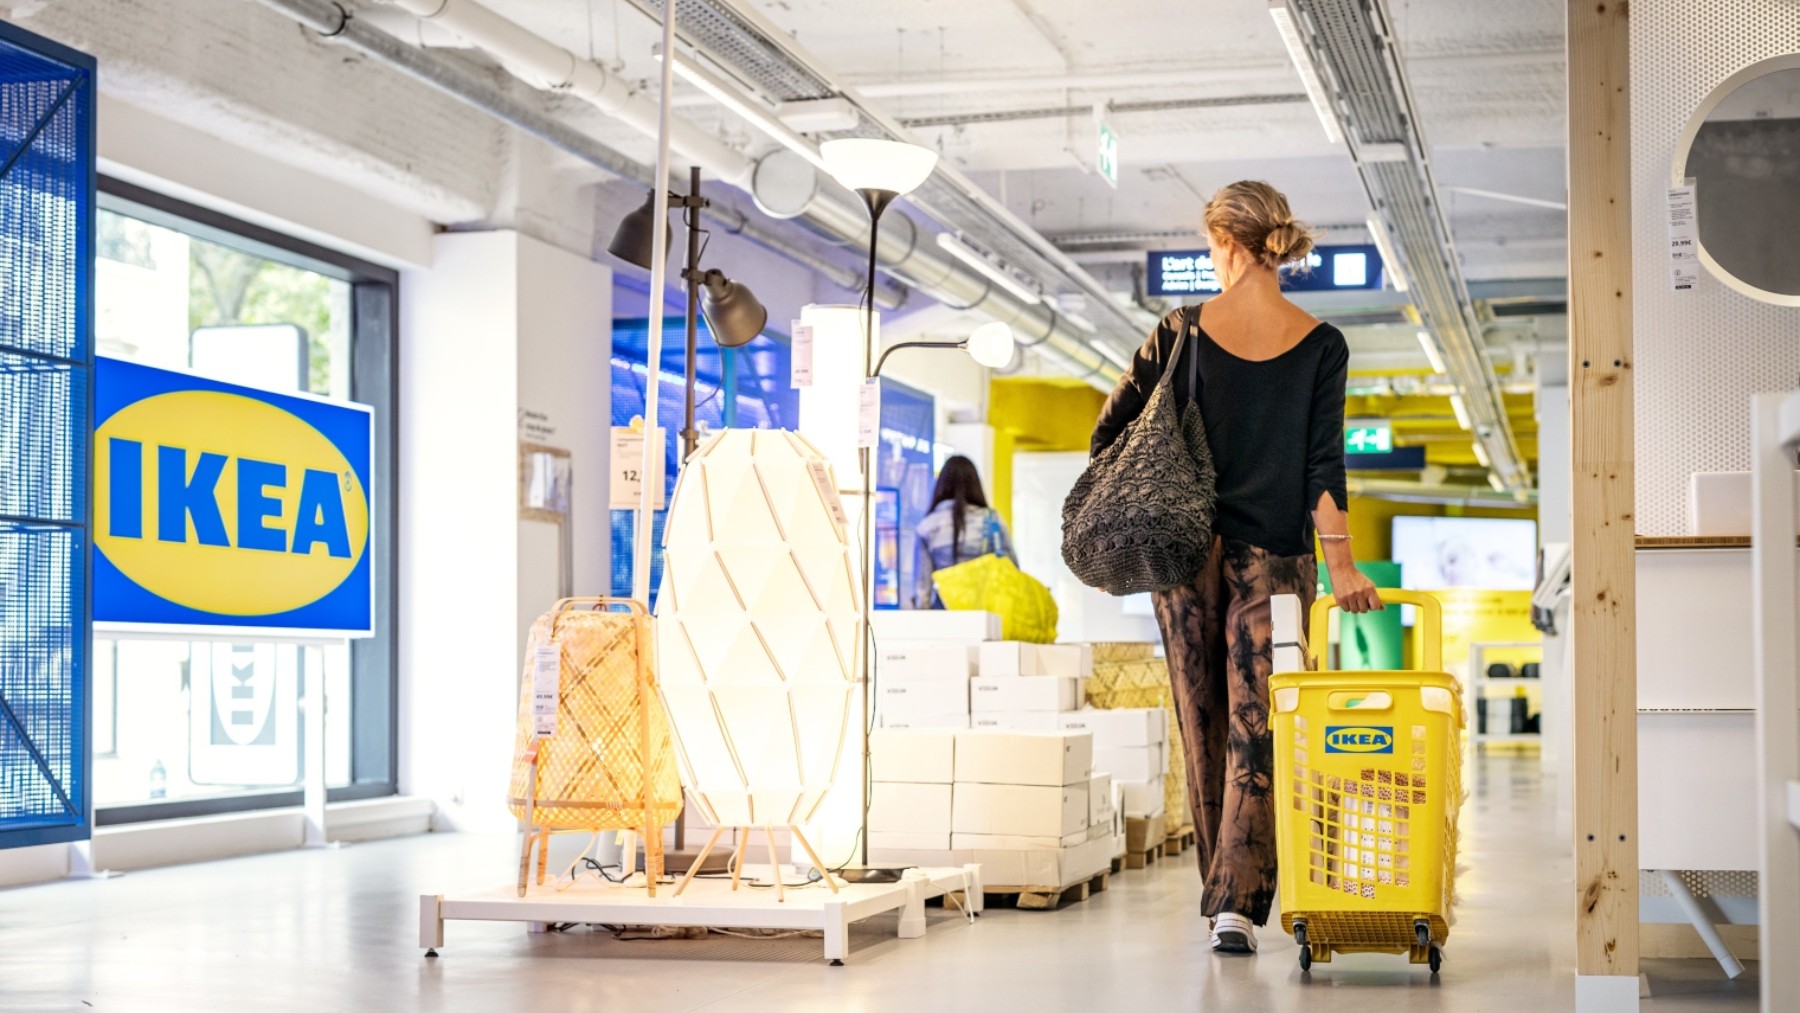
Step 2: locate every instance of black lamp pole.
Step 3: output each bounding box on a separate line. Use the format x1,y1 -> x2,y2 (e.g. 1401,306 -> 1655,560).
680,165 -> 708,464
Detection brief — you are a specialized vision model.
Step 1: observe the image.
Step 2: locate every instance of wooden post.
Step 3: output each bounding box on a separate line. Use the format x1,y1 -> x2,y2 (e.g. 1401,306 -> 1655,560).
1567,0 -> 1639,1001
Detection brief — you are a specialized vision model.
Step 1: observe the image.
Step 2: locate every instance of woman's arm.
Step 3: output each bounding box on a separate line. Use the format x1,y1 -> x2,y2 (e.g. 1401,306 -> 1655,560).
1307,332 -> 1380,613
992,512 -> 1018,565
1089,310 -> 1181,455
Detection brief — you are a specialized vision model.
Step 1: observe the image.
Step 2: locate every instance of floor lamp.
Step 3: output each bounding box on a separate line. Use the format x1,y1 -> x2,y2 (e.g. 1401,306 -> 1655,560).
819,137 -> 1024,867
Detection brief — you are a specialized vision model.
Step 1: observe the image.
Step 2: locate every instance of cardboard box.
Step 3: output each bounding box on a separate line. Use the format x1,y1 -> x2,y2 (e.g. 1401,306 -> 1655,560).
954,729 -> 1092,786
1058,708 -> 1165,748
1118,776 -> 1165,818
969,833 -> 1114,890
1089,773 -> 1114,827
952,782 -> 1088,839
978,642 -> 1094,679
1688,471 -> 1800,536
1094,745 -> 1162,782
877,678 -> 969,718
877,644 -> 977,681
872,610 -> 1001,643
952,831 -> 1088,850
870,782 -> 953,834
970,711 -> 1063,731
867,831 -> 950,852
880,712 -> 969,730
870,729 -> 956,784
970,676 -> 1080,713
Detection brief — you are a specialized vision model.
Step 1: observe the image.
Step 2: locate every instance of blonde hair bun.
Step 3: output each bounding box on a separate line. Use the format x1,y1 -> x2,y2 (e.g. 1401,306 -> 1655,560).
1202,181 -> 1318,271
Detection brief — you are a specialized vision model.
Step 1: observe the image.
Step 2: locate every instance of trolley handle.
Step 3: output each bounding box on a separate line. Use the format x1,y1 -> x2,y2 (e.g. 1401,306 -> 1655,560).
1309,589 -> 1443,674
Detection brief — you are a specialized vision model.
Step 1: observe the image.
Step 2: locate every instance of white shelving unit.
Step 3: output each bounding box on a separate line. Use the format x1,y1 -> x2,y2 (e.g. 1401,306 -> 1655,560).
1749,391 -> 1800,1010
1467,641 -> 1544,745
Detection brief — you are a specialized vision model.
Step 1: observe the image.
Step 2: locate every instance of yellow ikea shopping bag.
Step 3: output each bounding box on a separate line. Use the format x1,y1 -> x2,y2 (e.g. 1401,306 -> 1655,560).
930,554 -> 1059,644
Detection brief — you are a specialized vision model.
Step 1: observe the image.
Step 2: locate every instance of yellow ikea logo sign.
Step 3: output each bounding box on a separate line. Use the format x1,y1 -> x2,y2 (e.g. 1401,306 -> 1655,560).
95,390 -> 369,617
1324,726 -> 1394,754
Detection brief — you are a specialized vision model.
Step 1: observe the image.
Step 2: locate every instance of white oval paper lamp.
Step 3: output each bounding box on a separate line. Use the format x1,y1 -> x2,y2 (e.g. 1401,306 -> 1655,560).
966,321 -> 1016,369
655,429 -> 861,894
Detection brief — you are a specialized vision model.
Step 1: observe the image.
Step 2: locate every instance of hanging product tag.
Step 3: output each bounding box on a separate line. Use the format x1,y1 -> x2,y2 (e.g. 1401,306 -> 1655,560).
1667,181 -> 1699,293
858,378 -> 881,449
532,642 -> 560,737
807,459 -> 849,528
791,322 -> 814,388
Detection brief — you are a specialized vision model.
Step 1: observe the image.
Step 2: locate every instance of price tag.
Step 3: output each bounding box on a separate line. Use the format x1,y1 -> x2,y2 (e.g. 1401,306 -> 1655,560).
532,642 -> 560,738
1667,183 -> 1700,293
858,378 -> 881,449
610,426 -> 667,511
807,459 -> 849,528
791,322 -> 814,388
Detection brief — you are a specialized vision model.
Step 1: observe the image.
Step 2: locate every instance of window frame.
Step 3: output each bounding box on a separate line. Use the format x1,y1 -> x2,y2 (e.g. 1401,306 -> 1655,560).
91,177 -> 400,824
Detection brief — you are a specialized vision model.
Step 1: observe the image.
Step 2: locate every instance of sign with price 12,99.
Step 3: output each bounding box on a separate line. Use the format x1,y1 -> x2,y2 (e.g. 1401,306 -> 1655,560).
609,426 -> 667,511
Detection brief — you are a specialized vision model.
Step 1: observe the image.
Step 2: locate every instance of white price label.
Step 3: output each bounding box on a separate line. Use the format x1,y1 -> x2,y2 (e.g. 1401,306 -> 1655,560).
790,322 -> 814,388
610,427 -> 667,511
858,378 -> 881,449
1667,183 -> 1700,293
806,459 -> 849,528
532,643 -> 560,738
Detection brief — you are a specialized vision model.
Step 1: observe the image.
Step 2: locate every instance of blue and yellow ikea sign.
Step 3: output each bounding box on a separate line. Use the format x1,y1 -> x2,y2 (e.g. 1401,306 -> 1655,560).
94,357 -> 374,637
1324,726 -> 1395,754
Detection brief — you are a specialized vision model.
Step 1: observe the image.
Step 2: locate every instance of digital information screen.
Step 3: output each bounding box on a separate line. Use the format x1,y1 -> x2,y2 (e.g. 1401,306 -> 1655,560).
1146,244 -> 1385,297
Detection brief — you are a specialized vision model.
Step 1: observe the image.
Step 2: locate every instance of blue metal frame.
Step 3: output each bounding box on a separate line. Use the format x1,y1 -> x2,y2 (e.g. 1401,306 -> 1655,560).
0,20 -> 94,850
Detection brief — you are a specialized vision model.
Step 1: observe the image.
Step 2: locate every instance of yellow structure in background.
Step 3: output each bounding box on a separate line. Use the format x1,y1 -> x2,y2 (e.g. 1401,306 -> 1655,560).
987,377 -> 1108,527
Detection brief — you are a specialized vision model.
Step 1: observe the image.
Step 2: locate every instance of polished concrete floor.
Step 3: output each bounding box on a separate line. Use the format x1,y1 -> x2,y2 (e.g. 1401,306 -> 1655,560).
0,753 -> 1759,1012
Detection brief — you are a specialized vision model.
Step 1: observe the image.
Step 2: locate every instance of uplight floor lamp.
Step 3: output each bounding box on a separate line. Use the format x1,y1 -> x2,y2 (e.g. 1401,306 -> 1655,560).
818,137 -> 1016,867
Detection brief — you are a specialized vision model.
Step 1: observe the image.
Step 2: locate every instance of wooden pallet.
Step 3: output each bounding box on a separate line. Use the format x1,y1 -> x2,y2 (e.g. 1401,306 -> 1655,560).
1125,841 -> 1164,870
983,870 -> 1110,912
1164,825 -> 1197,857
1123,814 -> 1169,871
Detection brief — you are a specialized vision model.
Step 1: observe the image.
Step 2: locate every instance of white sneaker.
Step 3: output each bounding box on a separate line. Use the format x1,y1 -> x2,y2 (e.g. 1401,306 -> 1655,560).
1210,912 -> 1258,954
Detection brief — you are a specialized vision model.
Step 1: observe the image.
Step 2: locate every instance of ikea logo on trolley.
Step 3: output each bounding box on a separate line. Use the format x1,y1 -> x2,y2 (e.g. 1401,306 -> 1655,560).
1324,726 -> 1395,754
94,357 -> 374,637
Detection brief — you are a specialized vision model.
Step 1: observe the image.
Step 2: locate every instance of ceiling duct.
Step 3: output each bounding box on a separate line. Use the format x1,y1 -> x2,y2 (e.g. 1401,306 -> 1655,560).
1275,0 -> 1530,493
622,0 -> 1148,366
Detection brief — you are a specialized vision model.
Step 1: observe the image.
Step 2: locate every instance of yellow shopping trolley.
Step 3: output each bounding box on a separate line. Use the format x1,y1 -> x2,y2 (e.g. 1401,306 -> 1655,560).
1272,589 -> 1463,973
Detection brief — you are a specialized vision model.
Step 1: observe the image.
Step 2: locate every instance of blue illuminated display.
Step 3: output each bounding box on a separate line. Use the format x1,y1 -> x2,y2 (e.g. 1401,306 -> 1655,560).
1147,243 -> 1386,297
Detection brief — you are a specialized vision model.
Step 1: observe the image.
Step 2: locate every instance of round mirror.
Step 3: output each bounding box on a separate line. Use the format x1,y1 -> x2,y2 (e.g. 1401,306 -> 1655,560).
1675,55 -> 1800,305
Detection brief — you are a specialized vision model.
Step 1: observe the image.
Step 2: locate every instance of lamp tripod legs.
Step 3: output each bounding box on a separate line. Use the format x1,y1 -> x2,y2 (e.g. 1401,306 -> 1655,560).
729,831 -> 751,892
764,827 -> 786,903
674,826 -> 727,897
789,825 -> 841,894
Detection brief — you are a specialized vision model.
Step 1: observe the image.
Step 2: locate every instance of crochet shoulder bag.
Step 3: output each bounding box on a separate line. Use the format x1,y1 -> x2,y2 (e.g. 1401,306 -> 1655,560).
1060,307 -> 1218,595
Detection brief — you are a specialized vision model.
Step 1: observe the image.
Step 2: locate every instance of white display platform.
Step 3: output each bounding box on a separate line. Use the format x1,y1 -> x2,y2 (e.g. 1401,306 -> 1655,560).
420,864 -> 983,965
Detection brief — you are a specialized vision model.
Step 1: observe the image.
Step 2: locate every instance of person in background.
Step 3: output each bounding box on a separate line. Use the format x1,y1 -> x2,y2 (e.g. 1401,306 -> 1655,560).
1088,180 -> 1380,957
912,455 -> 1015,609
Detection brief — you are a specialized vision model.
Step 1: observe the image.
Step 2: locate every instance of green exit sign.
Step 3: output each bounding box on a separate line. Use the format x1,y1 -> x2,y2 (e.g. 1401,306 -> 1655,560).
1345,421 -> 1393,454
1096,117 -> 1119,189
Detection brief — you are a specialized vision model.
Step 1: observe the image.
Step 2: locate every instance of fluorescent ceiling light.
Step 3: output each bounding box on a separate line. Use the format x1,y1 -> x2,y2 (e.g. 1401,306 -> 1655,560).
1489,472 -> 1507,493
1471,441 -> 1490,468
1062,312 -> 1099,334
1367,215 -> 1408,293
935,232 -> 1042,306
1448,393 -> 1472,431
1268,0 -> 1343,145
1088,339 -> 1131,369
1416,330 -> 1446,374
665,50 -> 832,175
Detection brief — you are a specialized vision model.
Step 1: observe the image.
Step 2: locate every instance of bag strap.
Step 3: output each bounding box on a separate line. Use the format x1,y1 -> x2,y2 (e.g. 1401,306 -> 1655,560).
1157,312 -> 1190,389
1187,305 -> 1202,406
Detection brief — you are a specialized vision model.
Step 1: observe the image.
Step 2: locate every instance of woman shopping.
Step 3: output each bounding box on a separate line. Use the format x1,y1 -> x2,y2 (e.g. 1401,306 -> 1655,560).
912,455 -> 1015,609
1088,181 -> 1381,955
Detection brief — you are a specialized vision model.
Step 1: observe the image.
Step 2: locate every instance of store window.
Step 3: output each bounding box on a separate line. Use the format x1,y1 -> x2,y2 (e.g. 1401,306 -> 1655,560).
874,380 -> 936,609
91,180 -> 397,821
608,320 -> 796,604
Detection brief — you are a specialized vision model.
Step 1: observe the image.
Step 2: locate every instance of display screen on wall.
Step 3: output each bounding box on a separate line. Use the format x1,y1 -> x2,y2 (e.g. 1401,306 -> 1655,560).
93,356 -> 375,637
1146,244 -> 1385,297
1391,516 -> 1538,591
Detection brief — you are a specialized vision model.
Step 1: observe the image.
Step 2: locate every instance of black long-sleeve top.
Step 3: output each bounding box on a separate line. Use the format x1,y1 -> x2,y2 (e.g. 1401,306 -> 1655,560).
1089,306 -> 1349,558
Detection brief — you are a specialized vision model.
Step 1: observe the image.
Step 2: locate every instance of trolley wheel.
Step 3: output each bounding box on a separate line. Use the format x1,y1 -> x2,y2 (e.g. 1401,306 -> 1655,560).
1428,944 -> 1443,975
1415,920 -> 1431,949
1294,922 -> 1310,970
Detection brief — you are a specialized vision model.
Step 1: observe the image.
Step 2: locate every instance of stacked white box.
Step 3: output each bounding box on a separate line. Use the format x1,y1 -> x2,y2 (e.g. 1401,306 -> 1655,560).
955,729 -> 1092,786
1119,776 -> 1165,819
873,613 -> 997,731
869,729 -> 955,783
969,676 -> 1081,713
1057,708 -> 1165,749
875,678 -> 969,730
1093,745 -> 1166,783
872,611 -> 1002,643
867,730 -> 958,852
977,642 -> 1094,679
1088,774 -> 1114,841
970,712 -> 1062,731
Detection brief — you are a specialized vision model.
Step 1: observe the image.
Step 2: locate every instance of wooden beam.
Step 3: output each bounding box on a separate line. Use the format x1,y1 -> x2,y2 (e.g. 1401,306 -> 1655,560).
1567,0 -> 1638,984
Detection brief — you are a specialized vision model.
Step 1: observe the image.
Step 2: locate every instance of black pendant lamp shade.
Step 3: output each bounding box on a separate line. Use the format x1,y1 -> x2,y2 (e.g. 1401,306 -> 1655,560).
699,270 -> 768,348
607,192 -> 672,270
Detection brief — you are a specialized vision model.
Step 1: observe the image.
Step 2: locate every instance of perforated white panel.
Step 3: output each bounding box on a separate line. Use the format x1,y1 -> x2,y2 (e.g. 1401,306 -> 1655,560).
1631,2 -> 1800,535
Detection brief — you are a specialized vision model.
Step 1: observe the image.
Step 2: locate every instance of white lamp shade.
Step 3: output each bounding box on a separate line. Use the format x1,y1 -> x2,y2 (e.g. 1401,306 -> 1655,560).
819,138 -> 939,197
655,429 -> 863,828
966,321 -> 1016,369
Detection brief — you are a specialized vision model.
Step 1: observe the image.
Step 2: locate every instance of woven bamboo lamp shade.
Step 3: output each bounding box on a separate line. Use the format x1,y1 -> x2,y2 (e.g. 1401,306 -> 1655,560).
508,598 -> 683,895
655,429 -> 860,897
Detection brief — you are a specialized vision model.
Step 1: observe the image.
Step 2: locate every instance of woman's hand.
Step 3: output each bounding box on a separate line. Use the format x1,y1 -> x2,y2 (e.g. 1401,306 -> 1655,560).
1330,566 -> 1384,614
